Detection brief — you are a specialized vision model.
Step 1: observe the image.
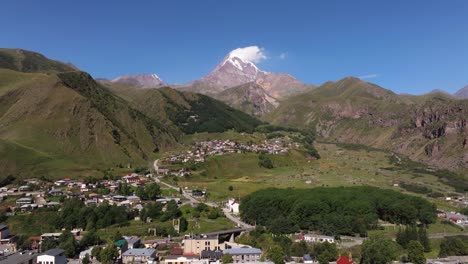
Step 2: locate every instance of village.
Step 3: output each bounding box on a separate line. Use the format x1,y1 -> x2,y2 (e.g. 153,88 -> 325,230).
0,140 -> 466,264
0,173 -> 358,264
159,138 -> 301,169
0,170 -> 467,264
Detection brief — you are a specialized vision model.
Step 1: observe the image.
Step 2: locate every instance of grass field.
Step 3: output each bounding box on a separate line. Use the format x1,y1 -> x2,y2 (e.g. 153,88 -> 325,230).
96,205 -> 234,240
173,142 -> 457,208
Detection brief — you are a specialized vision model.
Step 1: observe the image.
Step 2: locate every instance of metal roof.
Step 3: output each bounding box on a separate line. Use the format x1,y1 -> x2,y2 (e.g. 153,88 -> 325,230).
40,248 -> 65,256
122,248 -> 156,256
223,247 -> 262,255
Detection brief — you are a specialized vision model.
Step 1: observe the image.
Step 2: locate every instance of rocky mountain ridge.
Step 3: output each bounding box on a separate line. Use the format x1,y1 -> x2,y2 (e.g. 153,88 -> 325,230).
267,77 -> 468,172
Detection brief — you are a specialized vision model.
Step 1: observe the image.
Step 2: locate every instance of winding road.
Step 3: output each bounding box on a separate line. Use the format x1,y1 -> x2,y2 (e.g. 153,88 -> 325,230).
154,158 -> 253,229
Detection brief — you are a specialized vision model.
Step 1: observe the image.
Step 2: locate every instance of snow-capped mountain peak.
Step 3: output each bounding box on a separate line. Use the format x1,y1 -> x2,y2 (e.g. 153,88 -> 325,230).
111,73 -> 164,88
218,55 -> 264,80
178,46 -> 312,99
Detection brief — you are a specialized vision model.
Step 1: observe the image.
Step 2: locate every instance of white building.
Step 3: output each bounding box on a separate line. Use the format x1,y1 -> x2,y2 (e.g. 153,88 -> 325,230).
226,198 -> 240,215
37,248 -> 67,264
303,234 -> 335,243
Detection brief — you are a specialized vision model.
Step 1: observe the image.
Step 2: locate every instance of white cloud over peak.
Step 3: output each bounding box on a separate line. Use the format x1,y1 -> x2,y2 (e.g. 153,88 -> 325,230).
358,74 -> 379,79
229,46 -> 268,63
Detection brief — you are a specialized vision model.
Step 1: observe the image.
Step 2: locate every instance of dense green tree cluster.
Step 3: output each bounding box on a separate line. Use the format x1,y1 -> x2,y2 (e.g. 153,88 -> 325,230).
258,153 -> 274,169
396,226 -> 430,252
40,230 -> 88,257
190,203 -> 223,220
439,236 -> 468,257
139,200 -> 182,223
0,175 -> 15,187
240,187 -> 436,236
313,242 -> 339,264
360,236 -> 398,264
54,199 -> 132,230
135,183 -> 161,200
460,208 -> 468,215
236,227 -> 338,264
407,240 -> 426,264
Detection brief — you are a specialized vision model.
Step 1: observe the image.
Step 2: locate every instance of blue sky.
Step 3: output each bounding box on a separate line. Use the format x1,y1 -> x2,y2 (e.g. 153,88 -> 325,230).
2,0 -> 468,94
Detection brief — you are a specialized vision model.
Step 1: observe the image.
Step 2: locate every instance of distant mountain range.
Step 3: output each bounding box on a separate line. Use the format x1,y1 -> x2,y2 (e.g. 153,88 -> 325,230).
454,85 -> 468,99
109,73 -> 165,88
0,47 -> 467,175
106,47 -> 468,116
0,48 -> 261,178
267,77 -> 468,171
171,49 -> 314,116
178,51 -> 313,97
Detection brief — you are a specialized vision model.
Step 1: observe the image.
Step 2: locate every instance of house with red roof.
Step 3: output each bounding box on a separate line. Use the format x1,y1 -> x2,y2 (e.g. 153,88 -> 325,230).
337,256 -> 353,264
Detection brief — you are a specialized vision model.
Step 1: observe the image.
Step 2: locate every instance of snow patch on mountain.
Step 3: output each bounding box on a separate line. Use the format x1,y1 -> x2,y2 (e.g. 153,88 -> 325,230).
228,46 -> 267,64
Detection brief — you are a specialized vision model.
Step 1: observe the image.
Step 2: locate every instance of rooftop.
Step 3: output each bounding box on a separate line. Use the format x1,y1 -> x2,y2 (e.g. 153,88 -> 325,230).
223,247 -> 262,255
115,239 -> 127,248
0,251 -> 38,264
16,198 -> 32,201
123,248 -> 156,256
40,248 -> 65,256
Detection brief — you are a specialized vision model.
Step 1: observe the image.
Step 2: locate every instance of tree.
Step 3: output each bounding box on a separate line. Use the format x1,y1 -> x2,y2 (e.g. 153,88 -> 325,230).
16,235 -> 32,250
195,203 -> 210,212
290,241 -> 308,257
100,241 -> 119,264
111,230 -> 122,241
267,245 -> 285,264
180,217 -> 188,232
208,208 -> 222,219
222,253 -> 234,263
0,211 -> 7,222
82,253 -> 90,264
58,230 -> 78,258
258,153 -> 274,169
145,183 -> 161,200
361,236 -> 397,264
439,237 -> 468,257
80,229 -> 101,248
91,246 -> 102,261
135,187 -> 146,199
407,240 -> 425,264
41,237 -> 58,252
313,242 -> 338,264
268,216 -> 297,235
161,200 -> 181,221
418,226 -> 431,252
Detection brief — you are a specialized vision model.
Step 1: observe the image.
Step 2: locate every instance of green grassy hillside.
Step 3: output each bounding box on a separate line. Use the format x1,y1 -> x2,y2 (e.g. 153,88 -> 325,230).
0,48 -> 76,73
0,69 -> 179,178
0,48 -> 263,179
106,84 -> 263,134
267,77 -> 468,174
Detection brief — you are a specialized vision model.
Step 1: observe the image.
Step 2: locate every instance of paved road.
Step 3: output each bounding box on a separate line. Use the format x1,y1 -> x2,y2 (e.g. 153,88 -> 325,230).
222,207 -> 254,229
154,165 -> 254,229
340,236 -> 365,247
161,179 -> 253,228
158,180 -> 199,205
153,159 -> 159,173
428,232 -> 468,239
